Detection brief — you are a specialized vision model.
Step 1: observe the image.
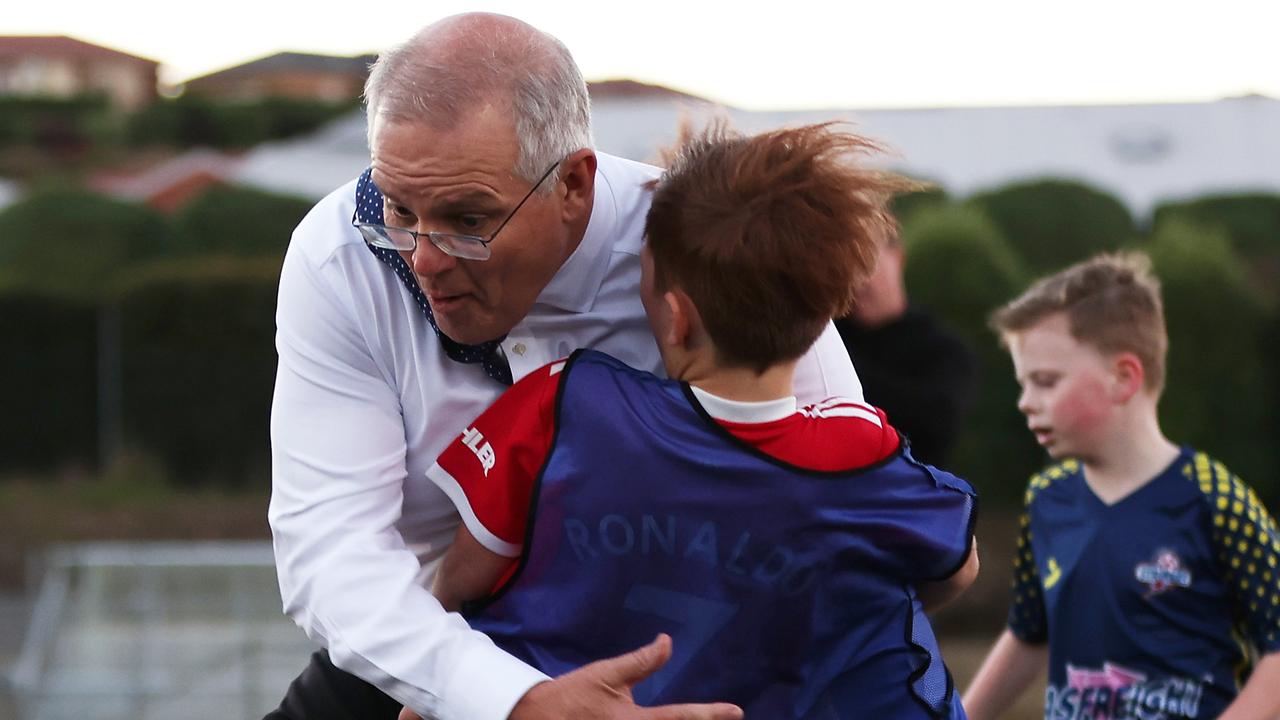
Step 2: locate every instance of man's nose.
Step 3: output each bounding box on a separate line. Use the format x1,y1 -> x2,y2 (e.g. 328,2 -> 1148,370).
408,235 -> 457,277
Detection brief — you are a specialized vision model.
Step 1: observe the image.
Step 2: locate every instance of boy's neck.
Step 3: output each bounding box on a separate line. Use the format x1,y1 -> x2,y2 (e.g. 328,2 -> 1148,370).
1080,403 -> 1180,504
676,357 -> 799,404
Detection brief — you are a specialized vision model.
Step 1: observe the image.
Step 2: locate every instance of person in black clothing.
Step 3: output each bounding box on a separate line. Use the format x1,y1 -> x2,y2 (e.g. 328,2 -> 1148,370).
834,219 -> 977,466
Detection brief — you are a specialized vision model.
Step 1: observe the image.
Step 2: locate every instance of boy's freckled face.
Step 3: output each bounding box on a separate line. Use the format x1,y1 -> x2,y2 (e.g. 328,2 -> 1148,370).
1007,313 -> 1116,460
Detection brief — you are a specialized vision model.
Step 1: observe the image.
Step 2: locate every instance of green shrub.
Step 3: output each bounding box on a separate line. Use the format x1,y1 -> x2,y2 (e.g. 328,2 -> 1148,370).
0,188 -> 172,300
0,291 -> 99,472
253,97 -> 362,139
115,258 -> 283,487
127,96 -> 358,149
967,179 -> 1135,275
901,204 -> 1041,504
0,95 -> 113,151
1145,221 -> 1276,500
127,95 -> 265,148
902,205 -> 1026,349
1151,193 -> 1280,301
890,185 -> 949,227
172,185 -> 312,258
1152,193 -> 1280,257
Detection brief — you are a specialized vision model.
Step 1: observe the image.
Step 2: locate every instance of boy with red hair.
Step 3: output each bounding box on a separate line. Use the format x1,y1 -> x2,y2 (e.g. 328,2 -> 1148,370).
427,124 -> 980,719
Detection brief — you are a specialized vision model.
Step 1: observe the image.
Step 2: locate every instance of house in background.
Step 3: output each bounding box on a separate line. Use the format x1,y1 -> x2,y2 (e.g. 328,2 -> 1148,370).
88,149 -> 245,213
181,52 -> 376,102
0,36 -> 158,110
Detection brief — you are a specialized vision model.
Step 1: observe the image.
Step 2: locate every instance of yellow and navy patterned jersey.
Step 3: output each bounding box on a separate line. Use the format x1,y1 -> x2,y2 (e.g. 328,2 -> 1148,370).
1007,448 -> 1280,719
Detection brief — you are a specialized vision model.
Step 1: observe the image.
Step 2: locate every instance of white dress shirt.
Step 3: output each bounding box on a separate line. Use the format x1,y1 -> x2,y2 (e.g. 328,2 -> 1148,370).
268,151 -> 863,720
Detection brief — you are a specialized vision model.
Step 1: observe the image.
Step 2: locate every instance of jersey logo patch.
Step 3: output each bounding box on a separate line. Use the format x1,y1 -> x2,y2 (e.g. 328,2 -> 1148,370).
1067,661 -> 1147,692
1048,661 -> 1206,718
461,426 -> 496,476
1134,549 -> 1192,597
1043,557 -> 1062,590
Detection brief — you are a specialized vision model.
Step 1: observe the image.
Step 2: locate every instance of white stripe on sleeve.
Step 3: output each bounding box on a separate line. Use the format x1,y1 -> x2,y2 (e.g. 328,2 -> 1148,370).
426,462 -> 523,557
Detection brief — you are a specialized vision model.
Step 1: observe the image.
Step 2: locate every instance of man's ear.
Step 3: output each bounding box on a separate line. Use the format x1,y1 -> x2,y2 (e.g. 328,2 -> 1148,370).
559,148 -> 597,223
1111,352 -> 1146,403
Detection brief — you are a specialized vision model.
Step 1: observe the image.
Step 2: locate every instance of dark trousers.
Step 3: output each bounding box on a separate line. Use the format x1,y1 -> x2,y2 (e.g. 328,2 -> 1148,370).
265,649 -> 403,720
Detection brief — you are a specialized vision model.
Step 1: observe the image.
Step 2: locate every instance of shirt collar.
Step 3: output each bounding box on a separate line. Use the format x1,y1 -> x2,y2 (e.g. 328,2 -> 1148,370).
690,386 -> 798,424
535,163 -> 619,313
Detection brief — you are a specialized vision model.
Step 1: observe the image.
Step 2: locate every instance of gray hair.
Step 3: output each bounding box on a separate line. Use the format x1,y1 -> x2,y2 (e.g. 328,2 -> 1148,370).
363,14 -> 593,187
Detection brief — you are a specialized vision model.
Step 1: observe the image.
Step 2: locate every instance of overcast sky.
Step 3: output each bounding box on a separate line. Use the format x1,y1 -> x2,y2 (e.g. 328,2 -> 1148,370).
6,0 -> 1278,110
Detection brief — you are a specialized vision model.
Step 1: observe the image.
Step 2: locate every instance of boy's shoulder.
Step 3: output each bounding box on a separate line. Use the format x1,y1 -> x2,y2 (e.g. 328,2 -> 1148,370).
572,347 -> 647,372
567,348 -> 668,387
1023,458 -> 1084,507
1180,448 -> 1270,519
1021,448 -> 1266,517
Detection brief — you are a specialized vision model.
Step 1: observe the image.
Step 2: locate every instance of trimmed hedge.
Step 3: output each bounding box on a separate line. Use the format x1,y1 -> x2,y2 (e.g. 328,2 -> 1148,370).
0,188 -> 172,300
967,179 -> 1135,275
1145,221 -> 1276,499
115,258 -> 283,487
0,292 -> 99,473
2,182 -> 1275,504
1151,193 -> 1280,302
0,95 -> 114,151
126,96 -> 359,149
890,186 -> 949,227
901,204 -> 1042,504
173,185 -> 312,258
0,258 -> 282,485
1152,193 -> 1280,258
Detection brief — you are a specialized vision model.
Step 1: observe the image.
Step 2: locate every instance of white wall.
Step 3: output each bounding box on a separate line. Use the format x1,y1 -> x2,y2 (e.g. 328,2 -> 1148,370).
234,94 -> 1280,221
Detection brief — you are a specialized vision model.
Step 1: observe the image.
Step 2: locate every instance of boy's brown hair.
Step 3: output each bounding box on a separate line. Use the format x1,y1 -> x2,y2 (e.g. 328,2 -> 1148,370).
990,252 -> 1168,393
644,122 -> 913,372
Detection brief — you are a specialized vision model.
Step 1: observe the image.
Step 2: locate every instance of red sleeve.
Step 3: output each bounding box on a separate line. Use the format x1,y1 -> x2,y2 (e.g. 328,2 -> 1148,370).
875,406 -> 902,461
840,401 -> 900,466
728,398 -> 899,471
426,359 -> 565,556
830,401 -> 900,463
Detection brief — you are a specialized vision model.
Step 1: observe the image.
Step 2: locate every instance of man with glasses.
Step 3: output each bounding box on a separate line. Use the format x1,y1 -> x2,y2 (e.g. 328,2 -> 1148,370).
268,12 -> 862,720
353,157 -> 563,263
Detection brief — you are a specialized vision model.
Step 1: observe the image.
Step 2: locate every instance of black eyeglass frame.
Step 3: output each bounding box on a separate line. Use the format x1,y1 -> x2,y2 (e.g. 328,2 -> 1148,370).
352,158 -> 564,261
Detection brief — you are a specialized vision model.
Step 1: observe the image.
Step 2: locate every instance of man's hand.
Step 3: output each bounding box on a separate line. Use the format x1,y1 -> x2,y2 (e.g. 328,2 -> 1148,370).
398,634 -> 743,720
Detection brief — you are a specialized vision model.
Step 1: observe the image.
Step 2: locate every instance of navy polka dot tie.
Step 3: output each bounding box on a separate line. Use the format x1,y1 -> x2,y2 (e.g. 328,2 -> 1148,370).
355,168 -> 513,386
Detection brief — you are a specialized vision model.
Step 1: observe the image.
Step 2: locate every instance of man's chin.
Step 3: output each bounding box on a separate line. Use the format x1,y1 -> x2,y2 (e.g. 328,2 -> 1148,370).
433,315 -> 502,347
436,325 -> 488,346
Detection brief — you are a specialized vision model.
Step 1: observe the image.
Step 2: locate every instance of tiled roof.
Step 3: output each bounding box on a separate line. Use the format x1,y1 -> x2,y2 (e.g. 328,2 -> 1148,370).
588,79 -> 710,103
89,149 -> 243,201
0,35 -> 158,66
183,52 -> 376,84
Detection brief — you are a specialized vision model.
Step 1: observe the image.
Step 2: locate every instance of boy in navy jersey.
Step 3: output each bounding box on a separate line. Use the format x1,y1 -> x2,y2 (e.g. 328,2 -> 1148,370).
963,253 -> 1280,720
417,124 -> 980,719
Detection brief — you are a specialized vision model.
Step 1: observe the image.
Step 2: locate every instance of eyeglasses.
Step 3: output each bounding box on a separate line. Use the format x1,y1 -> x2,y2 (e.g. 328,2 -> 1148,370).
352,159 -> 563,262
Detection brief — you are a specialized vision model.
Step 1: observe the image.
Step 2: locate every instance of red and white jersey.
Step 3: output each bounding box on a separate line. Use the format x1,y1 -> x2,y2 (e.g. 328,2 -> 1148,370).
428,359 -> 900,558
